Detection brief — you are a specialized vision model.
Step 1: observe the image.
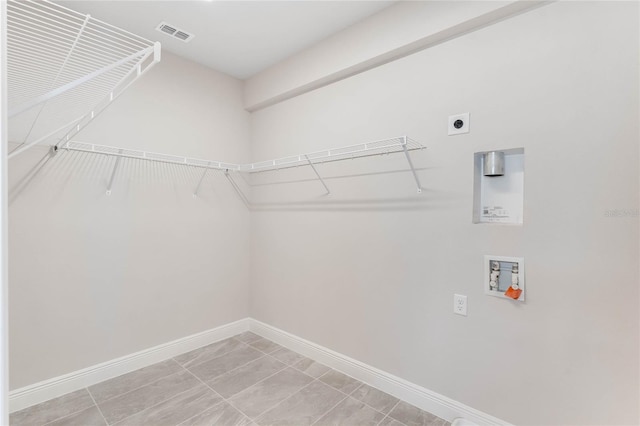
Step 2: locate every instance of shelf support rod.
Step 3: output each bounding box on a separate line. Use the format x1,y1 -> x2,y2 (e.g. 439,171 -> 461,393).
193,164 -> 210,198
106,150 -> 123,195
304,154 -> 330,195
401,136 -> 422,193
225,170 -> 251,208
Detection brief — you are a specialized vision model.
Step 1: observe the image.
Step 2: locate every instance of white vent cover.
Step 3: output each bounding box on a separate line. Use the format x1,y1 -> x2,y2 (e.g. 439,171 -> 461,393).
155,22 -> 195,42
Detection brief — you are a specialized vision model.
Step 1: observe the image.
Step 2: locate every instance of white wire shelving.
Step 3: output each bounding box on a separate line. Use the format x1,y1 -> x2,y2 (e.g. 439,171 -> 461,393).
5,2 -> 425,196
61,136 -> 427,195
6,0 -> 161,159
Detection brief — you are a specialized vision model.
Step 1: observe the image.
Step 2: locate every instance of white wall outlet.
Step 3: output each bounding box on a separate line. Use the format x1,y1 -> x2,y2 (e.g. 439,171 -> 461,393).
448,112 -> 470,135
453,294 -> 467,316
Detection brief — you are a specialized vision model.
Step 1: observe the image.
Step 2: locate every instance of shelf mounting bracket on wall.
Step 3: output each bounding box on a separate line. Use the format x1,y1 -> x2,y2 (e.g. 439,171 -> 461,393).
400,136 -> 423,193
106,150 -> 123,195
304,154 -> 330,195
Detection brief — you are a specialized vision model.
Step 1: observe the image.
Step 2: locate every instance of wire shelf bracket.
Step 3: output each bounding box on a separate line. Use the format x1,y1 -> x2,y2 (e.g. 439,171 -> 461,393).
304,154 -> 330,195
193,164 -> 210,198
7,0 -> 161,159
106,149 -> 123,195
400,136 -> 423,193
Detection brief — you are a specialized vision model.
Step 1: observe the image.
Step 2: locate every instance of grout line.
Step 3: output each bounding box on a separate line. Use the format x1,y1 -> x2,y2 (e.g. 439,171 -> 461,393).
251,335 -> 444,425
223,365 -> 316,421
176,337 -> 249,371
315,374 -> 390,423
179,337 -> 318,424
109,381 -> 207,426
39,396 -> 98,426
309,384 -> 351,426
246,339 -> 283,356
179,363 -> 256,423
175,400 -> 225,426
236,332 -> 265,345
252,378 -> 320,425
376,400 -> 403,426
175,398 -> 235,426
313,363 -> 405,421
288,355 -> 331,377
182,349 -> 279,388
346,384 -> 399,420
91,364 -> 185,407
263,345 -> 308,368
86,388 -> 110,426
247,337 -> 385,424
175,335 -> 300,423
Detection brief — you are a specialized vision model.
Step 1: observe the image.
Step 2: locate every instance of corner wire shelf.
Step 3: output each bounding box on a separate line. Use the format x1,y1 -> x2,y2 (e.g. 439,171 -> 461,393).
61,136 -> 427,196
6,0 -> 161,160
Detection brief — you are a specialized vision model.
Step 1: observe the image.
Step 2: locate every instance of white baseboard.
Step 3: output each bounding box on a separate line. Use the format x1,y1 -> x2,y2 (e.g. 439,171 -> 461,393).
9,318 -> 250,413
249,318 -> 510,426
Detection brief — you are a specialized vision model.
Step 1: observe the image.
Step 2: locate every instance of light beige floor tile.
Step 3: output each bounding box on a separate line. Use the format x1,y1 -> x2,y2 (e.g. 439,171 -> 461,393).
113,383 -> 221,426
88,359 -> 182,404
248,338 -> 282,354
314,396 -> 385,425
388,401 -> 448,426
174,338 -> 245,369
97,370 -> 200,424
10,389 -> 95,426
179,402 -> 252,426
15,340 -> 449,426
351,383 -> 399,414
318,370 -> 362,394
270,348 -> 306,366
208,356 -> 286,398
293,358 -> 331,379
229,367 -> 314,419
188,346 -> 263,383
45,406 -> 106,426
255,380 -> 345,426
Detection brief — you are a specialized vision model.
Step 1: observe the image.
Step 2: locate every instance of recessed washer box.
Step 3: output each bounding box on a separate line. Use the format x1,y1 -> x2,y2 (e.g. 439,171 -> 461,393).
473,148 -> 524,224
484,255 -> 525,301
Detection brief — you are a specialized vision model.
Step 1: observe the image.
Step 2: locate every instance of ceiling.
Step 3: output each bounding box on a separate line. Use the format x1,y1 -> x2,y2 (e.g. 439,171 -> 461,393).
55,1 -> 396,79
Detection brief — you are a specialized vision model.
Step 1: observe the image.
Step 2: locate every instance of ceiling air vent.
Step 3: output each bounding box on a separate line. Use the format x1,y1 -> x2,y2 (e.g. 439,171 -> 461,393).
155,22 -> 195,43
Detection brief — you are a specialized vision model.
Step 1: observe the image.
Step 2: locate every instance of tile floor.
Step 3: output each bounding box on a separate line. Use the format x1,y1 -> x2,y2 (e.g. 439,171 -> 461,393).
10,332 -> 449,426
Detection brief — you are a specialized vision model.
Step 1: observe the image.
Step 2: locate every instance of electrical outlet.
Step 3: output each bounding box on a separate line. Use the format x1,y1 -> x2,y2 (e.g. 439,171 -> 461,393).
448,113 -> 470,135
453,294 -> 467,316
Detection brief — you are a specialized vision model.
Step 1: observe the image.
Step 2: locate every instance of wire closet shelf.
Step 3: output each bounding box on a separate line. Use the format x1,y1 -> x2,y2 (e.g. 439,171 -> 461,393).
64,136 -> 425,172
6,0 -> 161,159
63,136 -> 427,195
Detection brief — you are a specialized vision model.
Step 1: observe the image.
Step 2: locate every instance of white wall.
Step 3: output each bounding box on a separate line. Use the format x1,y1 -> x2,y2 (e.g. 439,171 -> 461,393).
8,52 -> 251,389
249,2 -> 639,425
